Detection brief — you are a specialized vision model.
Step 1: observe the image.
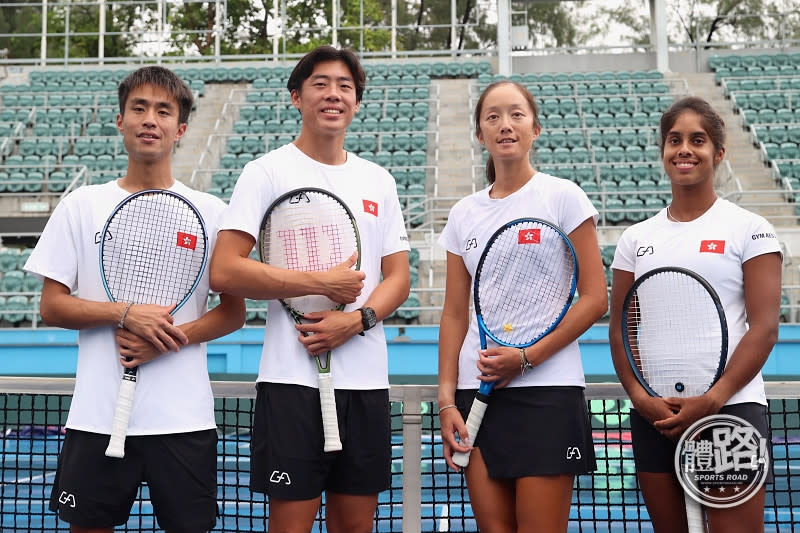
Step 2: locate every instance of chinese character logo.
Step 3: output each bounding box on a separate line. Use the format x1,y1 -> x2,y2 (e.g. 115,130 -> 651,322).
675,414 -> 769,508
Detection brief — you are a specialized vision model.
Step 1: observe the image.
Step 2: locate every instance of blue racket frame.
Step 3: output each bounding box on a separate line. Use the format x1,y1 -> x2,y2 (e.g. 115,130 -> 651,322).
473,217 -> 579,397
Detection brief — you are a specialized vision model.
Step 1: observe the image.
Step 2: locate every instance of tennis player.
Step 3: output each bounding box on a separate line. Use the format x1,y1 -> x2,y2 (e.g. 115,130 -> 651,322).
209,46 -> 410,532
24,66 -> 245,533
437,81 -> 607,532
608,96 -> 781,533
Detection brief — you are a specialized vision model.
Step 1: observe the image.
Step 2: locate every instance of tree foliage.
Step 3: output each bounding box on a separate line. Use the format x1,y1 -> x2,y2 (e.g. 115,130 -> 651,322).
0,0 -> 798,61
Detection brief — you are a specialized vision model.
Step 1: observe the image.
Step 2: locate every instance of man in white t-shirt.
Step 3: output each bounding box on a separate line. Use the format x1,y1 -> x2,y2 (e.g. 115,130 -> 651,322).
209,46 -> 410,532
24,66 -> 245,533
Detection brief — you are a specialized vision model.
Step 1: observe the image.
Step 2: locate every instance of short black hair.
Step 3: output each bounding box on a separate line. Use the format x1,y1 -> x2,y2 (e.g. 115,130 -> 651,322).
286,45 -> 366,103
118,66 -> 194,124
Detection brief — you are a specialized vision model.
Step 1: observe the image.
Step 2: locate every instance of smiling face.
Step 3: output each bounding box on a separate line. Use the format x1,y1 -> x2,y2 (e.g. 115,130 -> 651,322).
291,59 -> 360,138
475,82 -> 541,164
116,84 -> 186,164
662,110 -> 725,188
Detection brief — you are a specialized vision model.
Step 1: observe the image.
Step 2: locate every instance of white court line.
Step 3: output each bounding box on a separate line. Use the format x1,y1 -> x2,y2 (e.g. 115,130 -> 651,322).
438,503 -> 450,532
1,470 -> 56,487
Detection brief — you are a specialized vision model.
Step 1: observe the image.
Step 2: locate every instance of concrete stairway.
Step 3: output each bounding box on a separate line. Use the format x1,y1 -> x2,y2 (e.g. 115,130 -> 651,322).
171,83 -> 243,190
676,72 -> 794,225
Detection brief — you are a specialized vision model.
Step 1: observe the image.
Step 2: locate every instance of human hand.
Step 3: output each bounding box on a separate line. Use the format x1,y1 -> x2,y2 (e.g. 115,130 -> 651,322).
321,252 -> 365,304
119,303 -> 189,353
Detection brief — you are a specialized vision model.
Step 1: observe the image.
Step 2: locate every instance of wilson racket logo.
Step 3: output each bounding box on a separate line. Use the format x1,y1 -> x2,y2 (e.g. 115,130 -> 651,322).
517,229 -> 541,244
700,240 -> 725,254
363,199 -> 379,216
277,226 -> 344,271
176,232 -> 198,250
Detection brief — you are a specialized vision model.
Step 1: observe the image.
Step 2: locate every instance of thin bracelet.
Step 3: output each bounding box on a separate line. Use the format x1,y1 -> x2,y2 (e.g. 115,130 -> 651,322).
438,404 -> 456,415
119,302 -> 133,329
520,347 -> 533,375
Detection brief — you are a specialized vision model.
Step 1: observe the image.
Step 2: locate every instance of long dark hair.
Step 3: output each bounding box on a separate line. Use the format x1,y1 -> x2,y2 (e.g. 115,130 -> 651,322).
473,81 -> 541,184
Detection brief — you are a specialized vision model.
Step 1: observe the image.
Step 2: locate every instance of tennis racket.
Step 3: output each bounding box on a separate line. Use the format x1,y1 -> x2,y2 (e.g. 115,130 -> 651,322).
452,218 -> 578,468
258,188 -> 361,453
621,266 -> 728,533
101,189 -> 208,458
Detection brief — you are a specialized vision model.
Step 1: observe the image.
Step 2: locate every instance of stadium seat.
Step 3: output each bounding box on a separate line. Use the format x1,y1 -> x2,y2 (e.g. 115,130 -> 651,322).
0,270 -> 24,292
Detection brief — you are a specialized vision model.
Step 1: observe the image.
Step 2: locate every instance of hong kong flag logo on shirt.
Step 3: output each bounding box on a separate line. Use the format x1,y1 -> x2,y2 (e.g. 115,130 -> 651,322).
700,240 -> 725,254
363,199 -> 379,217
177,231 -> 198,250
518,229 -> 541,244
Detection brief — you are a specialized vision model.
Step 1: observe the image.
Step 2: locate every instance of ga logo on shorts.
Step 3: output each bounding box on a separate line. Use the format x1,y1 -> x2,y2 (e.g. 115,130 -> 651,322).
674,414 -> 769,508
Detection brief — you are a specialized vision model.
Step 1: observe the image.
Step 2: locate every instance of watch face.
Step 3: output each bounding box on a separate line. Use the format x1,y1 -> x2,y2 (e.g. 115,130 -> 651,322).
362,307 -> 377,329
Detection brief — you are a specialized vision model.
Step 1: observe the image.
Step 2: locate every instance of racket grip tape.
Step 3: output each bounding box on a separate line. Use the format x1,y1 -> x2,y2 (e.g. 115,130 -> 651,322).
318,373 -> 343,452
105,374 -> 137,458
452,395 -> 489,468
684,492 -> 705,532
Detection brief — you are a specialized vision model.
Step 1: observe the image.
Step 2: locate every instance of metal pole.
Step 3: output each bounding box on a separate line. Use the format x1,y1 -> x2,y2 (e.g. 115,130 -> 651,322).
450,0 -> 456,57
390,0 -> 396,58
497,0 -> 511,76
98,0 -> 105,65
40,0 -> 47,67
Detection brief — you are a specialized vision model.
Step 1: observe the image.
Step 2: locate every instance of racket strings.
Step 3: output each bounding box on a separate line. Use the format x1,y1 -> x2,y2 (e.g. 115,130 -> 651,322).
103,192 -> 206,307
476,223 -> 576,346
261,191 -> 359,316
626,271 -> 725,397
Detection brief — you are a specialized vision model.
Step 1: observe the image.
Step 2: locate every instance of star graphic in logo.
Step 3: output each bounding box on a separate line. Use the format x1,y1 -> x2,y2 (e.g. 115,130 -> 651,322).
503,323 -> 513,333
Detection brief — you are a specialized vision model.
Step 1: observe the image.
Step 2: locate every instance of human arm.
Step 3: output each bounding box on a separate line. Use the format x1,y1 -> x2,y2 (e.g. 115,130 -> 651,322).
209,228 -> 365,303
39,277 -> 189,353
437,252 -> 473,469
653,251 -> 782,439
116,292 -> 247,368
476,217 -> 609,386
295,250 -> 410,355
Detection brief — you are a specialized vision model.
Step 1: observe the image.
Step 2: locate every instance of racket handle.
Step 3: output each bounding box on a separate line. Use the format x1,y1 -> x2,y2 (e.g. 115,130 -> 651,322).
684,492 -> 705,533
318,373 -> 342,453
452,396 -> 488,468
105,371 -> 137,458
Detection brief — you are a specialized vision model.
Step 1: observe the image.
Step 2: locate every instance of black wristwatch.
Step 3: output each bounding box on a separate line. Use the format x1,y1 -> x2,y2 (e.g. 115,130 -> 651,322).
358,307 -> 377,336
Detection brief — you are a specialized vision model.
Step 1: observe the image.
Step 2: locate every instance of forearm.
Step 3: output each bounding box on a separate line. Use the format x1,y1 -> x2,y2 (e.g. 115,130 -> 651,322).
438,311 -> 469,405
40,280 -> 127,330
709,325 -> 777,406
211,253 -> 333,300
178,293 -> 246,346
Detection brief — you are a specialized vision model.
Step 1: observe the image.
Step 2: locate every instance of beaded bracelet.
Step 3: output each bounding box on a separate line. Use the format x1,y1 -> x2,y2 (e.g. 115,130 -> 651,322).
437,404 -> 457,415
119,302 -> 133,329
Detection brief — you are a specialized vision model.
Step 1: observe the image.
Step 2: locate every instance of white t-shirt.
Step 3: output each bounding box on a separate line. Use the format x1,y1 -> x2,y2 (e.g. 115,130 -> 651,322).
612,198 -> 782,406
438,172 -> 599,390
220,143 -> 410,389
24,180 -> 226,435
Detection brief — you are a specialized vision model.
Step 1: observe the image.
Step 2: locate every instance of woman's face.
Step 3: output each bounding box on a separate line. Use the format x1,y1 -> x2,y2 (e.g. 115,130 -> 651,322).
662,110 -> 725,188
476,84 -> 540,163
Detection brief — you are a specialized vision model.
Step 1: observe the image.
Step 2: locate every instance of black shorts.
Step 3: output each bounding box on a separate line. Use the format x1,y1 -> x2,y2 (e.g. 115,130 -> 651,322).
455,386 -> 597,479
630,402 -> 773,482
48,429 -> 218,532
250,382 -> 391,500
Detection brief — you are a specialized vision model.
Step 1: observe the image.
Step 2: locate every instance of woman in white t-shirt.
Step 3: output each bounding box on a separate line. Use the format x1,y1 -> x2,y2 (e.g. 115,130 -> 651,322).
609,96 -> 782,533
437,81 -> 608,532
